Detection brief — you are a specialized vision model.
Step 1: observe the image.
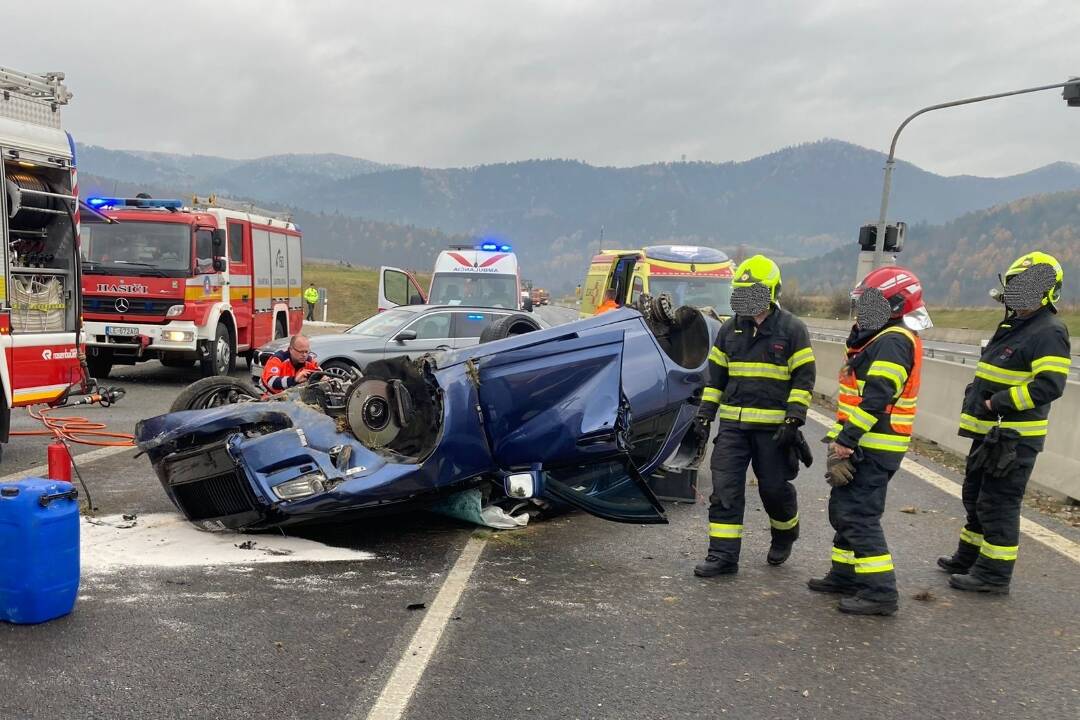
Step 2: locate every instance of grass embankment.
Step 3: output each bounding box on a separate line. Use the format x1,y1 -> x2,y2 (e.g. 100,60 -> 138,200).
302,263 -> 431,326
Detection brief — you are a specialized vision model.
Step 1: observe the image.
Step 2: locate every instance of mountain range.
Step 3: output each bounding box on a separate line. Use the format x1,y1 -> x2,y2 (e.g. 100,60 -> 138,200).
74,140 -> 1080,294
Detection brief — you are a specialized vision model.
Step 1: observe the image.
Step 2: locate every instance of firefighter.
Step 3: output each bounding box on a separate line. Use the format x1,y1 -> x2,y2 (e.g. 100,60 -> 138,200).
938,251 -> 1071,594
304,283 -> 320,321
261,334 -> 320,394
808,267 -> 931,616
694,255 -> 815,577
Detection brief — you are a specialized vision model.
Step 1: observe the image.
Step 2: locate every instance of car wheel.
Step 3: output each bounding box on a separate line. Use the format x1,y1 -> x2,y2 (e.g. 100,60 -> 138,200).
478,314 -> 542,344
170,376 -> 262,412
200,323 -> 234,377
322,359 -> 362,381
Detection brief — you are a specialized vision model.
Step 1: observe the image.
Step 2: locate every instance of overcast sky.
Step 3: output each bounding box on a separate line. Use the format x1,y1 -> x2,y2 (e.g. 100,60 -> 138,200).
6,1 -> 1078,176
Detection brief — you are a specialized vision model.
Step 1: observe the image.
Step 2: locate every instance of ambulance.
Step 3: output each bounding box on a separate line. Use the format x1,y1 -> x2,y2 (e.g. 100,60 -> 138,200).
379,241 -> 524,312
579,245 -> 734,317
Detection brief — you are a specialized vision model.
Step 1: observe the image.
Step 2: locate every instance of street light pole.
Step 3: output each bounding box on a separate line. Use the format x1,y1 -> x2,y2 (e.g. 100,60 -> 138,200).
861,78 -> 1080,279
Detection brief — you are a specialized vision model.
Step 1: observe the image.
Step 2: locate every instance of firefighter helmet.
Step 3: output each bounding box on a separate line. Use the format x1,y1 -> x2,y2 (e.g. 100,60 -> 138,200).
1003,251 -> 1063,311
731,255 -> 782,303
851,266 -> 932,331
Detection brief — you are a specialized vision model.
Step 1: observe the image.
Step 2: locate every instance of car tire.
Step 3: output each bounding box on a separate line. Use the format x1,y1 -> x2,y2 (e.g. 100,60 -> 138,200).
322,359 -> 362,381
200,323 -> 235,377
86,348 -> 113,379
478,314 -> 542,344
170,376 -> 262,412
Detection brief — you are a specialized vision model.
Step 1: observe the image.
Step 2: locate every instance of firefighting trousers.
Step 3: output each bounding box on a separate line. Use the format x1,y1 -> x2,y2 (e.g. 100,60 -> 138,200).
707,423 -> 800,562
826,450 -> 900,602
946,439 -> 1038,586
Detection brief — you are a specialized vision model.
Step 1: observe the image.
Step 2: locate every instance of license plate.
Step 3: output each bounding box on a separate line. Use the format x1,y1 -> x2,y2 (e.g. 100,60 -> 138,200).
105,325 -> 139,337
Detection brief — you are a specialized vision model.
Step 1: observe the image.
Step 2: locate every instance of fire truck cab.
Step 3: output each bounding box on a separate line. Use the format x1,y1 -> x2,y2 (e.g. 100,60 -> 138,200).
80,198 -> 304,377
0,67 -> 94,453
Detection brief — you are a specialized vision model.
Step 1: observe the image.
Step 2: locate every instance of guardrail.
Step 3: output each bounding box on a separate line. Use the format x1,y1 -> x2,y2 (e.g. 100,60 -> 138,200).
811,338 -> 1080,501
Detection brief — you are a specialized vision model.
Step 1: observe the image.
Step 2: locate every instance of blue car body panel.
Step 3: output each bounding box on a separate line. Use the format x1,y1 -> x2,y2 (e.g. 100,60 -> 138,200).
136,307 -> 709,529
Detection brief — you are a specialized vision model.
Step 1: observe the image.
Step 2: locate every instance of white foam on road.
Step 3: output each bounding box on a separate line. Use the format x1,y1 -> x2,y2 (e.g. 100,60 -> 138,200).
81,513 -> 374,572
806,407 -> 1080,565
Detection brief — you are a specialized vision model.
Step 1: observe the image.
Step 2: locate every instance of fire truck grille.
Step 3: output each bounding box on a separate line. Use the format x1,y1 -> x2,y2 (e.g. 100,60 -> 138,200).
83,297 -> 175,316
170,470 -> 258,521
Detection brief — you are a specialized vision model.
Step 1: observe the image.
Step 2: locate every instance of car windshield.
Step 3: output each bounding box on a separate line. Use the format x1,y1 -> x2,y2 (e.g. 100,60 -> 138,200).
428,273 -> 518,308
649,277 -> 733,315
81,221 -> 192,277
346,308 -> 416,336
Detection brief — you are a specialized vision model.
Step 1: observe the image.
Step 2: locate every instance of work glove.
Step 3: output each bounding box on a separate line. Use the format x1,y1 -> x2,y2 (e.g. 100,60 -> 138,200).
825,446 -> 859,488
794,430 -> 814,469
971,426 -> 1021,479
771,417 -> 802,448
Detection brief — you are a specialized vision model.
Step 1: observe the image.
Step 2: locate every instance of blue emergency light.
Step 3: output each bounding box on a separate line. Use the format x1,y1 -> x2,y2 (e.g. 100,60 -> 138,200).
86,197 -> 183,210
467,314 -> 485,320
478,242 -> 513,252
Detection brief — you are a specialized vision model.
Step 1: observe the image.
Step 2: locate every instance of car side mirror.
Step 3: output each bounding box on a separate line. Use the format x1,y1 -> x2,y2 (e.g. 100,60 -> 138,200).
503,466 -> 544,499
212,228 -> 227,249
394,329 -> 417,343
212,257 -> 227,272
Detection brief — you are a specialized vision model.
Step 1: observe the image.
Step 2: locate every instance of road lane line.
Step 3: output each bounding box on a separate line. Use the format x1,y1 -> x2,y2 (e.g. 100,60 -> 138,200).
807,407 -> 1080,565
358,534 -> 488,720
0,443 -> 133,483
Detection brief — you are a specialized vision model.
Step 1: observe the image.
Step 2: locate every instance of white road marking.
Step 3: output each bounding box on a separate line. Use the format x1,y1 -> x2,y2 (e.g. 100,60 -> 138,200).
807,407 -> 1080,565
81,513 -> 374,571
357,534 -> 488,720
0,443 -> 133,484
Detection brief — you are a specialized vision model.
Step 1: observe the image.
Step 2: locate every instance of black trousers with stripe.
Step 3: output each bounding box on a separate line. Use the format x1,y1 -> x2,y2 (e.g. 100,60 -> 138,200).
951,439 -> 1038,586
826,449 -> 901,602
707,423 -> 800,562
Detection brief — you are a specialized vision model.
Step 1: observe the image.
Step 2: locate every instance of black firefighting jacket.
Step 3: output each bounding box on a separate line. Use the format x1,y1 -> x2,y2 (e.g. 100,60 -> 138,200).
699,306 -> 816,428
959,307 -> 1071,451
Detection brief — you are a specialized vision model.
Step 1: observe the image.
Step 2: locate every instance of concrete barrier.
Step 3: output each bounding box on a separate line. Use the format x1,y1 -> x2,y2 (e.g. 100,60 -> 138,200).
811,338 -> 1080,501
808,317 -> 1080,352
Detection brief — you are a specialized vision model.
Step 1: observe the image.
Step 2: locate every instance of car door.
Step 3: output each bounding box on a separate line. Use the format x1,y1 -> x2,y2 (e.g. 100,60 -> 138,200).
475,326 -> 665,524
384,310 -> 455,360
378,266 -> 427,312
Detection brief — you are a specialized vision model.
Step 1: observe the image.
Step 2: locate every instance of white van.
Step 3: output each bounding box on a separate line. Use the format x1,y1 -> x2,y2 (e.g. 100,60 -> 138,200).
379,242 -> 524,312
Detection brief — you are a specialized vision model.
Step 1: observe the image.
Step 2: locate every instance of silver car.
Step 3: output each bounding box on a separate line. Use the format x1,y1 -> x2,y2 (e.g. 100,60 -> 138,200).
253,305 -> 544,381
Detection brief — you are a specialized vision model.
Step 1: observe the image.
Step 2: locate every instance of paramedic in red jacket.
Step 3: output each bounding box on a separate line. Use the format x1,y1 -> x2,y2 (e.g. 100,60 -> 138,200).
261,334 -> 320,393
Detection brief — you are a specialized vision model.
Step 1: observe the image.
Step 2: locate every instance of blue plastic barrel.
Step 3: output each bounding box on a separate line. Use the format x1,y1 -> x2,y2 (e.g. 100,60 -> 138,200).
0,478 -> 80,624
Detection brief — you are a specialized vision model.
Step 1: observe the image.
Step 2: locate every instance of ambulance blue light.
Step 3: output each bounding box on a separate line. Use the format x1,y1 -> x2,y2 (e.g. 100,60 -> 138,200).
479,242 -> 499,251
498,244 -> 512,252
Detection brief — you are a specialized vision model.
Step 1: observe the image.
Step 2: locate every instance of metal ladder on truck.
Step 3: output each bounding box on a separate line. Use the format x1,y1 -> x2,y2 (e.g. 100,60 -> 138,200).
0,67 -> 73,107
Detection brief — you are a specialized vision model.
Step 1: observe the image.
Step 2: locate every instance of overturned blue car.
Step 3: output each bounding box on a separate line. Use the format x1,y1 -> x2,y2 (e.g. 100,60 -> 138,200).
135,298 -> 713,530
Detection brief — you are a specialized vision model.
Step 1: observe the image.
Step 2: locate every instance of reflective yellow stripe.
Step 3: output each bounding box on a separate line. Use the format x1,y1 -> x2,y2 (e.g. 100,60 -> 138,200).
769,513 -> 799,531
854,554 -> 895,574
787,388 -> 811,407
831,547 -> 855,565
702,387 -> 721,404
959,414 -> 1049,437
1008,384 -> 1035,411
1031,355 -> 1071,375
716,405 -> 787,424
867,360 -> 909,395
960,528 -> 984,547
858,432 -> 910,452
893,396 -> 917,409
709,347 -> 728,367
728,362 -> 791,380
709,523 -> 743,539
788,347 -> 815,371
825,422 -> 843,439
848,406 -> 877,432
889,415 -> 913,428
979,542 -> 1018,562
974,362 -> 1031,386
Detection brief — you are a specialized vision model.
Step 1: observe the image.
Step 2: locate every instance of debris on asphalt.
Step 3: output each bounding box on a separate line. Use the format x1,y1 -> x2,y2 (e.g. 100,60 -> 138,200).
430,488 -> 531,529
406,602 -> 426,611
913,589 -> 936,602
235,540 -> 257,550
899,506 -> 919,514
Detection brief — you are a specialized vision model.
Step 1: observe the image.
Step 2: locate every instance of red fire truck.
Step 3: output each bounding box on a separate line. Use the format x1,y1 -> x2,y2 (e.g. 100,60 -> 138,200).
0,66 -> 102,456
79,196 -> 304,377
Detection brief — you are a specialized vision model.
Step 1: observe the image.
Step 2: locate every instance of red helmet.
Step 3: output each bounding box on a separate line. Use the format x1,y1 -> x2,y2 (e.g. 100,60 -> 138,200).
851,266 -> 932,330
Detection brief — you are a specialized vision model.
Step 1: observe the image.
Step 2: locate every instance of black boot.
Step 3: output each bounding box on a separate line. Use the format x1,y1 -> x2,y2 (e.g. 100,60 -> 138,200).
948,573 -> 1009,595
767,524 -> 798,566
837,596 -> 898,616
694,554 -> 738,577
936,555 -> 971,574
807,575 -> 857,596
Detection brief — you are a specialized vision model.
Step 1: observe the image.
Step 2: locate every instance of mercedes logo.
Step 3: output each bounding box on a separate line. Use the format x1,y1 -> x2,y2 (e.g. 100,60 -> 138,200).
114,297 -> 130,313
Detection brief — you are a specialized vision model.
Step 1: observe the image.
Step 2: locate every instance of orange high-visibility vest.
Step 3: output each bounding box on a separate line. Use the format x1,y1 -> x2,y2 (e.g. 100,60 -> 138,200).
836,326 -> 922,436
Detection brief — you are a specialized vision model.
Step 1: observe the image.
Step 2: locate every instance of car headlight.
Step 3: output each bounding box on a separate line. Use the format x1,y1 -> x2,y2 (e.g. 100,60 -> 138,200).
272,472 -> 326,500
166,304 -> 185,317
163,330 -> 194,342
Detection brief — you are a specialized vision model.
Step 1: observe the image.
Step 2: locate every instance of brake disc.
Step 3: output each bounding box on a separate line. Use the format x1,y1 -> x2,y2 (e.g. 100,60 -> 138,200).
345,379 -> 401,448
